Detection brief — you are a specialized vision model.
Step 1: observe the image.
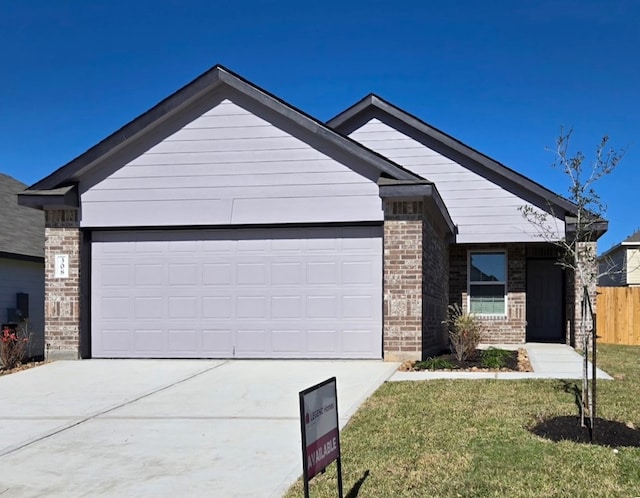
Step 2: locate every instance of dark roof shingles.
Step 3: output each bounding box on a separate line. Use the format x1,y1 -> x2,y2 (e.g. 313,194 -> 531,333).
0,174 -> 44,258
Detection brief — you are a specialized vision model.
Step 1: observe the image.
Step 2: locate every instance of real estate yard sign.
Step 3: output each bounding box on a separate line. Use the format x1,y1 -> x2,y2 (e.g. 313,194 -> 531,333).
299,377 -> 343,498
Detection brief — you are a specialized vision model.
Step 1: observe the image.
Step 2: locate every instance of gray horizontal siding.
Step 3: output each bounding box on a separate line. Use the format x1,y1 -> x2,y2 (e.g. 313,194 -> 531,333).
349,119 -> 565,243
599,248 -> 625,286
80,99 -> 382,228
0,258 -> 44,358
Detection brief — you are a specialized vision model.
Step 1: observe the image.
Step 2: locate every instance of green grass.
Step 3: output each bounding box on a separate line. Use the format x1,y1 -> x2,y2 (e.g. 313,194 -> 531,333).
414,356 -> 455,370
285,344 -> 640,497
480,347 -> 512,369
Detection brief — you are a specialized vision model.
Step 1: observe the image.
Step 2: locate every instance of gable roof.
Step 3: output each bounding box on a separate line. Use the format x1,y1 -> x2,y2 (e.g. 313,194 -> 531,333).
327,94 -> 583,221
599,228 -> 640,260
0,174 -> 44,260
24,67 -> 423,192
19,65 -> 455,236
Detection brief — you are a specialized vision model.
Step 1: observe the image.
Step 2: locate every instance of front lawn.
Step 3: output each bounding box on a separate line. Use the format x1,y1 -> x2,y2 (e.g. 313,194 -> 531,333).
285,344 -> 640,497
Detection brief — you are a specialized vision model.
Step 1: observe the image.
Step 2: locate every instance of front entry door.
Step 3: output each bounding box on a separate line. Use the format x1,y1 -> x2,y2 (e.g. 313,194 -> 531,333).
526,259 -> 564,342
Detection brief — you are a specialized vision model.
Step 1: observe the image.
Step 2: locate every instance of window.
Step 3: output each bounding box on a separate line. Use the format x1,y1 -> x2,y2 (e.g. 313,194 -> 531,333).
468,251 -> 506,315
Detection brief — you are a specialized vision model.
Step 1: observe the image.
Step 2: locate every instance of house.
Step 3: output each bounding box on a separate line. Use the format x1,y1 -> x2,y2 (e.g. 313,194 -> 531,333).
18,66 -> 602,362
0,173 -> 45,358
598,229 -> 640,286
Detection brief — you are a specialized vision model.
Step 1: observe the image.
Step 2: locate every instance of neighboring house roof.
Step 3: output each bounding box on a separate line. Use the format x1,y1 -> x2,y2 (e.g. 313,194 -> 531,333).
18,65 -> 455,235
327,94 -> 589,225
0,174 -> 44,260
599,229 -> 640,260
623,229 -> 640,244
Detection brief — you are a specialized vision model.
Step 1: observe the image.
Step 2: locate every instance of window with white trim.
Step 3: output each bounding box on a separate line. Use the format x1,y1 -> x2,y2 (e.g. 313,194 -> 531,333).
468,251 -> 506,315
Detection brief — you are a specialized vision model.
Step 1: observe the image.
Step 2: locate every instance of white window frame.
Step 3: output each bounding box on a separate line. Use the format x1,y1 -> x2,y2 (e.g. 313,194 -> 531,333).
467,250 -> 508,317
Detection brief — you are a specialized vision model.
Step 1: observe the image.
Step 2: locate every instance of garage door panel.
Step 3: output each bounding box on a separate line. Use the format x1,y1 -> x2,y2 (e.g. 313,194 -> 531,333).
307,261 -> 338,285
135,265 -> 164,285
100,297 -> 131,319
202,296 -> 232,318
92,227 -> 382,358
167,239 -> 200,253
168,297 -> 198,318
236,330 -> 268,354
134,330 -> 164,351
201,329 -> 233,354
271,296 -> 302,318
236,296 -> 266,318
306,295 -> 337,318
203,263 -> 233,285
271,330 -> 303,352
133,241 -> 165,254
169,264 -> 199,285
236,263 -> 266,285
271,261 -> 302,285
101,329 -> 131,353
102,265 -> 131,286
307,330 -> 338,353
134,297 -> 164,318
168,330 -> 198,351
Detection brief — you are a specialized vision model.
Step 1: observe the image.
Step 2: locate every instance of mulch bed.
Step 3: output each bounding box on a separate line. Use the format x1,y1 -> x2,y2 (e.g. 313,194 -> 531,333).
530,416 -> 640,447
0,360 -> 48,376
399,348 -> 533,372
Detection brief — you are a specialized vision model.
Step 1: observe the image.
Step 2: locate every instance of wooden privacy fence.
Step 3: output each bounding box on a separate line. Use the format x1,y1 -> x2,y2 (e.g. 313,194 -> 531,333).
596,287 -> 640,345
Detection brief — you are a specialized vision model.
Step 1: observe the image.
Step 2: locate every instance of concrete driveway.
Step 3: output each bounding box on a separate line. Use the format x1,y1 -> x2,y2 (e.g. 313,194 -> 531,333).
0,359 -> 397,497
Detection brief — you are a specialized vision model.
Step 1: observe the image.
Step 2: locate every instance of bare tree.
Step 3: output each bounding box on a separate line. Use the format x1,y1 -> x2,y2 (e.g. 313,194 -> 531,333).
520,128 -> 625,440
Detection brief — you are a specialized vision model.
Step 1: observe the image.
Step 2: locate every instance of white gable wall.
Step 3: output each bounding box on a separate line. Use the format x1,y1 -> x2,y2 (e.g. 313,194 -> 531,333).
627,248 -> 640,285
80,98 -> 383,228
349,119 -> 565,243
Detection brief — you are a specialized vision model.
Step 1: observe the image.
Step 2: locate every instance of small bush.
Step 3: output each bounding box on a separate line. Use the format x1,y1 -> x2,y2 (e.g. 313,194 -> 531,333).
480,347 -> 512,369
415,357 -> 455,371
444,304 -> 482,362
0,321 -> 30,370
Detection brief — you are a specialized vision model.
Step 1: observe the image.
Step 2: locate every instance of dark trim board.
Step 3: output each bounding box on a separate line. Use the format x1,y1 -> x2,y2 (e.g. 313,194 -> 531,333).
82,220 -> 384,234
0,252 -> 44,264
80,230 -> 92,359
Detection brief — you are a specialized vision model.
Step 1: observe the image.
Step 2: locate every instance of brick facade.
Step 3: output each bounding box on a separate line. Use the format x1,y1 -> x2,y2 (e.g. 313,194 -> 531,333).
421,209 -> 449,355
449,243 -> 527,343
44,209 -> 81,360
382,199 -> 449,361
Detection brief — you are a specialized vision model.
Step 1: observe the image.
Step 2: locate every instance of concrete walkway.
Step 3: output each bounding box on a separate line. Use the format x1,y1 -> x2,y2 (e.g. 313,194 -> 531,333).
390,343 -> 613,381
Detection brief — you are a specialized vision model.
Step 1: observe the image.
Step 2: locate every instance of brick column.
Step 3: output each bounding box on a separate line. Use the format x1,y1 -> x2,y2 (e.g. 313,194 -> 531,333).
383,200 -> 424,361
571,241 -> 598,348
44,209 -> 81,360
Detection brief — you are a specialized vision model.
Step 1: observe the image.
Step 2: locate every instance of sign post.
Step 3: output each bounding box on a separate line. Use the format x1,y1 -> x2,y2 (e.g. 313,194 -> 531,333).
299,377 -> 343,498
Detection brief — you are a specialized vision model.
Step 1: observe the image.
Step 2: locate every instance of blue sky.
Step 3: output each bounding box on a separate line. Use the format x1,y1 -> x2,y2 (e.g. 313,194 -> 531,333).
1,0 -> 637,252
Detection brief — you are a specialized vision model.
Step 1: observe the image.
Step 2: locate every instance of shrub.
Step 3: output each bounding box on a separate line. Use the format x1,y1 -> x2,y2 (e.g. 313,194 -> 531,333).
444,304 -> 482,362
480,347 -> 512,369
0,321 -> 30,370
415,357 -> 455,371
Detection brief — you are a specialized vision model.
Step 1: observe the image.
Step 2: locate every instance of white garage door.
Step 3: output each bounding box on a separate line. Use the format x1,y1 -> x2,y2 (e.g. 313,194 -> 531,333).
91,227 -> 382,359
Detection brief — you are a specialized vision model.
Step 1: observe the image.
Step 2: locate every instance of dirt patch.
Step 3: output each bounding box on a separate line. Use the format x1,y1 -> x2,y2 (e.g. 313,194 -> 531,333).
399,348 -> 533,372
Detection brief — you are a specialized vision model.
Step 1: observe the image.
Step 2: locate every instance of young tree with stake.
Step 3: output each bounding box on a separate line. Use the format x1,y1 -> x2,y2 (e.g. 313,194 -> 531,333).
520,128 -> 625,440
